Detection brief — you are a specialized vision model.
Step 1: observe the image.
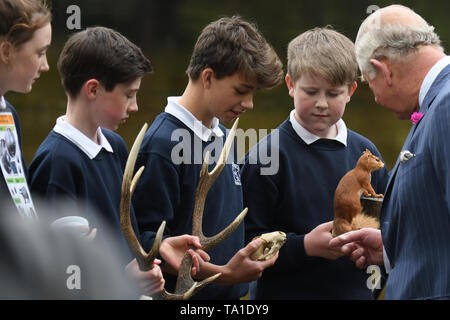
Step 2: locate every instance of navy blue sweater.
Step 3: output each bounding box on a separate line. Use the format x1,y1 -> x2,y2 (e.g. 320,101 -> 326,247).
28,129 -> 144,266
0,101 -> 28,216
241,118 -> 389,300
132,112 -> 247,300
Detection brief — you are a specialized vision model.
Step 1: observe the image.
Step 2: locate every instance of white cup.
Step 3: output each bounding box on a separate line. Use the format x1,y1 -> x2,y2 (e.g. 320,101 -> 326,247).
51,216 -> 90,235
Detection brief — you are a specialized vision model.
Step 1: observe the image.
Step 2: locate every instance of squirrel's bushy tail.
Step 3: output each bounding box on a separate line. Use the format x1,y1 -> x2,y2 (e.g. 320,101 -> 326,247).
351,213 -> 379,230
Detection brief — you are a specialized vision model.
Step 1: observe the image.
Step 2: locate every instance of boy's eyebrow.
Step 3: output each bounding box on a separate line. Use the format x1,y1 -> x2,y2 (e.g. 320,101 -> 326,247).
239,83 -> 255,90
300,85 -> 345,91
126,86 -> 141,92
299,85 -> 319,90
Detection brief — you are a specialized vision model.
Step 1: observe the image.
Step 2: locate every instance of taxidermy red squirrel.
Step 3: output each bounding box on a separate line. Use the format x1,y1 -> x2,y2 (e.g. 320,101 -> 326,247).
332,149 -> 384,237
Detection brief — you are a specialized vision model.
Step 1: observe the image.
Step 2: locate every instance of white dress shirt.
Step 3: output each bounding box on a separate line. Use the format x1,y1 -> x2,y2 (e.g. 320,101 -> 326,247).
289,109 -> 348,146
418,55 -> 450,107
164,96 -> 224,142
53,115 -> 113,159
0,96 -> 6,110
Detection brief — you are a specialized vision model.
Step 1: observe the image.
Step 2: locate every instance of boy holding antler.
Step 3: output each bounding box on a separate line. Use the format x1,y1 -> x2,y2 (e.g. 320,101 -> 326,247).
132,16 -> 284,299
28,27 -> 205,297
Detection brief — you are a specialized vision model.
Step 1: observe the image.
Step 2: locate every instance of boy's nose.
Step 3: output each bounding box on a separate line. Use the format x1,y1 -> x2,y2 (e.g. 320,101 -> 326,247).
241,95 -> 254,110
128,102 -> 138,113
316,94 -> 328,108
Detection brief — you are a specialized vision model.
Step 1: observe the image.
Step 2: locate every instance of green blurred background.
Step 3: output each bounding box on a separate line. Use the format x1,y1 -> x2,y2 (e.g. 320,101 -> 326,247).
6,0 -> 450,170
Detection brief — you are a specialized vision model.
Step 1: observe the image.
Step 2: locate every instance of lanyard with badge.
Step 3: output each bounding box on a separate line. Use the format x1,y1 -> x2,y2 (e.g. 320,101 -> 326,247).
0,97 -> 37,218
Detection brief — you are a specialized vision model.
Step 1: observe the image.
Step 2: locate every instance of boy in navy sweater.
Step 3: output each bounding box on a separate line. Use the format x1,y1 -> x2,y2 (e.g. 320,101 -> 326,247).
241,27 -> 389,299
132,16 -> 284,299
28,27 -> 205,296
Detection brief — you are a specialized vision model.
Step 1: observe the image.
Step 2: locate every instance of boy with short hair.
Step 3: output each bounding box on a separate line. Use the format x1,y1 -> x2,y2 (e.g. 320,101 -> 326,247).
132,16 -> 284,299
28,26 -> 203,296
241,27 -> 389,299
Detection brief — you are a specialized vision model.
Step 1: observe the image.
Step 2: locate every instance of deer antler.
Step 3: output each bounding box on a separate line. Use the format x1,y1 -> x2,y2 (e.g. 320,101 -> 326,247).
120,123 -> 166,271
192,119 -> 248,251
167,118 -> 248,299
120,119 -> 247,300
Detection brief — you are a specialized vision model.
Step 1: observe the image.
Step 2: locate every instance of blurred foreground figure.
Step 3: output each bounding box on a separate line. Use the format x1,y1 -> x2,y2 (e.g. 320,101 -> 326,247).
0,204 -> 140,299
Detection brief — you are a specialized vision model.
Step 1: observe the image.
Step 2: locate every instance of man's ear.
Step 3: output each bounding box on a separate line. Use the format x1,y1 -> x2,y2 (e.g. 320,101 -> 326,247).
84,79 -> 101,100
370,58 -> 392,86
0,41 -> 13,65
285,74 -> 295,98
201,68 -> 214,89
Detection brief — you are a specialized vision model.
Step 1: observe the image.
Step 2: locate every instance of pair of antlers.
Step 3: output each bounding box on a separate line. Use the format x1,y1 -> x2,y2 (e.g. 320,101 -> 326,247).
120,119 -> 247,299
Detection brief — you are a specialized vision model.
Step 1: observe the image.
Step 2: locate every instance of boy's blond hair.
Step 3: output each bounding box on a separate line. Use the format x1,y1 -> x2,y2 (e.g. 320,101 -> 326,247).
287,27 -> 358,86
187,16 -> 283,89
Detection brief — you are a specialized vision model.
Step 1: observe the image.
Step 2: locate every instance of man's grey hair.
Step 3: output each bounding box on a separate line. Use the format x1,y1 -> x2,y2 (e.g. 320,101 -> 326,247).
356,10 -> 443,80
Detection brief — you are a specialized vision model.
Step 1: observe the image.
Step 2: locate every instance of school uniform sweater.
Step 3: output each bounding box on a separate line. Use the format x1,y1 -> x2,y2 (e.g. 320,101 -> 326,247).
132,110 -> 247,300
241,117 -> 389,300
28,127 -> 143,266
0,100 -> 28,215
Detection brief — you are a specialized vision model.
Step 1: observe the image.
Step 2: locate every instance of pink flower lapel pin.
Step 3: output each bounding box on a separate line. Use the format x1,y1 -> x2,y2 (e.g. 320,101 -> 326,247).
411,112 -> 424,125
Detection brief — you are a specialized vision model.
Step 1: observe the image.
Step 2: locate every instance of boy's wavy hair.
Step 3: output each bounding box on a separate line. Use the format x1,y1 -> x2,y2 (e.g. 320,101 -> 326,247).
57,26 -> 152,98
287,26 -> 358,87
0,0 -> 51,47
186,16 -> 283,89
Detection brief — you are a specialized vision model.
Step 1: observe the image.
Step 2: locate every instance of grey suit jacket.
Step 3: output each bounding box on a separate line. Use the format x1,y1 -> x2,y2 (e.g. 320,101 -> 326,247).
381,64 -> 450,299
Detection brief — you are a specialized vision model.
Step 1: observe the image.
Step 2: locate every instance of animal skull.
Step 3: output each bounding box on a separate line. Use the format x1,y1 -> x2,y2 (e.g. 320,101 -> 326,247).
251,231 -> 287,261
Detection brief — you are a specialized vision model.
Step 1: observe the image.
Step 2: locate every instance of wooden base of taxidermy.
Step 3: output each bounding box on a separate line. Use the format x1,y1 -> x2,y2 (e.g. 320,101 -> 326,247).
332,197 -> 383,237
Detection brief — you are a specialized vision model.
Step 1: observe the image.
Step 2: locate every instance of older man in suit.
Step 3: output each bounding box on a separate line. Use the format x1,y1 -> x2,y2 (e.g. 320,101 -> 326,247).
329,5 -> 450,299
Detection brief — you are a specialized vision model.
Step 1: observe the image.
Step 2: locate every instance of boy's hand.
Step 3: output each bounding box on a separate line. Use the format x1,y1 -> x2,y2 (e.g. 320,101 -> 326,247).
125,258 -> 165,296
304,221 -> 345,260
76,225 -> 97,241
160,235 -> 210,276
215,238 -> 278,285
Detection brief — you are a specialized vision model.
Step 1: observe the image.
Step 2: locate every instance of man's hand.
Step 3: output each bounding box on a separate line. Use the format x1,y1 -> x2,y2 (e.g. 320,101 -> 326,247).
329,228 -> 384,268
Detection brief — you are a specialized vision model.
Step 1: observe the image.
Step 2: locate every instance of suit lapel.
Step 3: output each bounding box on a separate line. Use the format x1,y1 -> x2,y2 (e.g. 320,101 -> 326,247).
381,65 -> 450,226
383,124 -> 413,197
383,64 -> 450,197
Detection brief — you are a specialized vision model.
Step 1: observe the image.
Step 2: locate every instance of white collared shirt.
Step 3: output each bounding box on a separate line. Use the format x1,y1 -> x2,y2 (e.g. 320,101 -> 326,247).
53,116 -> 113,159
0,96 -> 6,110
419,55 -> 450,107
164,96 -> 224,142
289,109 -> 348,146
